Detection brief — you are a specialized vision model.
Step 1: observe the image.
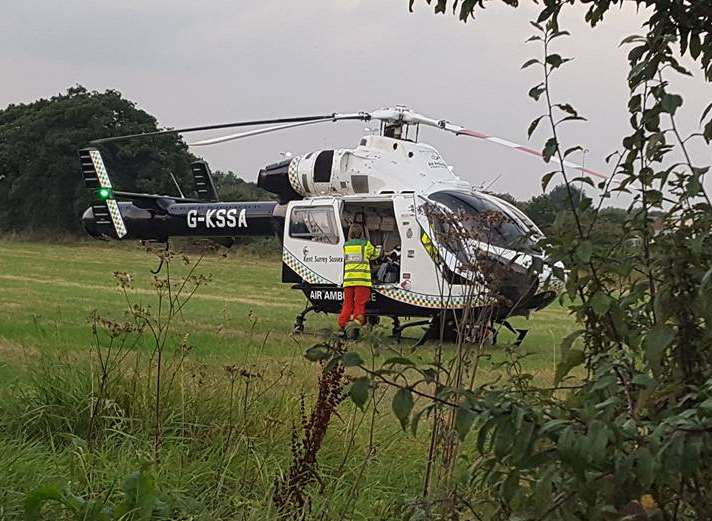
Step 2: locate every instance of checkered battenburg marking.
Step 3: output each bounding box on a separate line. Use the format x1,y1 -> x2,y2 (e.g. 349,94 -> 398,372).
284,249 -> 489,310
89,149 -> 127,238
283,249 -> 333,285
89,149 -> 112,188
287,158 -> 306,196
377,287 -> 472,309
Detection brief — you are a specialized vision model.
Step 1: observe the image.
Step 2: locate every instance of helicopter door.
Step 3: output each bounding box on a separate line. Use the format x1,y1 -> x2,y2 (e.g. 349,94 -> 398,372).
413,194 -> 464,277
284,200 -> 345,286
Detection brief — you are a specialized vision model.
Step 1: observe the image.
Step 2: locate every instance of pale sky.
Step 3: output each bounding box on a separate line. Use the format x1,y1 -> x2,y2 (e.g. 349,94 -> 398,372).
1,0 -> 710,200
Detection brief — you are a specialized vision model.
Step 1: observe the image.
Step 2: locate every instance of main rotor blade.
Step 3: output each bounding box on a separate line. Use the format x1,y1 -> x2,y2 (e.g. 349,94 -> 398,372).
457,129 -> 606,179
189,119 -> 333,146
89,114 -> 339,145
390,110 -> 607,179
188,112 -> 370,146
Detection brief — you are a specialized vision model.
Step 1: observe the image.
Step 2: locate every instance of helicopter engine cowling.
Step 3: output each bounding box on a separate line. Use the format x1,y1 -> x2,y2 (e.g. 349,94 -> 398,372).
257,159 -> 303,204
258,135 -> 469,201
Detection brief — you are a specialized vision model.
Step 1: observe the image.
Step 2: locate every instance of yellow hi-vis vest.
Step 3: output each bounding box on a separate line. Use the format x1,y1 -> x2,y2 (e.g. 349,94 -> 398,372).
343,239 -> 380,288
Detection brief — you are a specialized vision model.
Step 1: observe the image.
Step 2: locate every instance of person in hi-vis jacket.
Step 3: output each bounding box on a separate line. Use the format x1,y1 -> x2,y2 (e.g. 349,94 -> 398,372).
338,224 -> 381,330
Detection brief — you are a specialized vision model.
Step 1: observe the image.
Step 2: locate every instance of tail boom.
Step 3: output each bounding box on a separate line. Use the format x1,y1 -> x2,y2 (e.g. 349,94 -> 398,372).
82,201 -> 281,241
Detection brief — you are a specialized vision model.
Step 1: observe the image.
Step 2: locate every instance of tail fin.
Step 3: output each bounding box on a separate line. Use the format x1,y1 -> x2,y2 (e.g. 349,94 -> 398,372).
79,148 -> 127,238
191,160 -> 219,201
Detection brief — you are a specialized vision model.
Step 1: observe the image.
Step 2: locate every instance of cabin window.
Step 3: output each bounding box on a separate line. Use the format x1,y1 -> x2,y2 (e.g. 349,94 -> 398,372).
313,150 -> 334,183
289,206 -> 340,244
429,191 -> 538,252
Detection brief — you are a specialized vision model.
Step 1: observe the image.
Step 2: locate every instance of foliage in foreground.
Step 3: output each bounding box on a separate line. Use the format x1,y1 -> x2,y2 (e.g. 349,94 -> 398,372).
24,467 -> 170,521
320,1 -> 712,519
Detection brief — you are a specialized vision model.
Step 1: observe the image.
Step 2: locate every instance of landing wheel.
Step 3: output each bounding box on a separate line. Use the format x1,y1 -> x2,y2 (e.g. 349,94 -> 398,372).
391,317 -> 432,343
391,317 -> 402,342
293,305 -> 316,335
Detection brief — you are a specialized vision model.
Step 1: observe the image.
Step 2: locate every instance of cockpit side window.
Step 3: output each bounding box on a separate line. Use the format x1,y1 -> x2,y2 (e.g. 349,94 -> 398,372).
289,206 -> 340,244
429,191 -> 537,252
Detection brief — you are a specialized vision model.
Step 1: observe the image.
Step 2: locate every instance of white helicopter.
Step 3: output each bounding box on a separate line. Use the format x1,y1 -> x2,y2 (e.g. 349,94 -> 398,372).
80,106 -> 603,342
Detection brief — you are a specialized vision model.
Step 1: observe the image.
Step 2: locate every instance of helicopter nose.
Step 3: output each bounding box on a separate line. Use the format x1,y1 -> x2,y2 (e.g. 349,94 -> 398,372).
496,255 -> 562,312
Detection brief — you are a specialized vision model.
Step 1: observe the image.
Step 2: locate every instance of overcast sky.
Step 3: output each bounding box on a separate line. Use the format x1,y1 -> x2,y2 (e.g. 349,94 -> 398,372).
2,0 -> 710,200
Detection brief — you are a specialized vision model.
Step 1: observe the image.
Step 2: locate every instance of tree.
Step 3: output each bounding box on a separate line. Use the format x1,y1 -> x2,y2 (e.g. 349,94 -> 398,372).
522,183 -> 591,230
0,86 -> 189,233
490,191 -> 518,206
211,170 -> 274,202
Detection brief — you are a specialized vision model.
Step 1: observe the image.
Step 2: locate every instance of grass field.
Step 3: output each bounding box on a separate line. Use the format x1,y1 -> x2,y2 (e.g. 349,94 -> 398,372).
0,239 -> 576,520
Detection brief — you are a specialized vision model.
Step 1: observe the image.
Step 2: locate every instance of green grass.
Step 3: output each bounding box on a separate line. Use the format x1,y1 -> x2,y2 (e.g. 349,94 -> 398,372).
0,239 -> 576,520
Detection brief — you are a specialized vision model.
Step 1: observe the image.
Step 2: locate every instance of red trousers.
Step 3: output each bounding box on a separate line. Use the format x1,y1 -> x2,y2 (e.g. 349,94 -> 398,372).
338,286 -> 371,328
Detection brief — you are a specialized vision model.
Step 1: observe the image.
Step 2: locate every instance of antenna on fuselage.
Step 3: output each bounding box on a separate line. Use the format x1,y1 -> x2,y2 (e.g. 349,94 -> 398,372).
168,171 -> 186,198
481,174 -> 502,192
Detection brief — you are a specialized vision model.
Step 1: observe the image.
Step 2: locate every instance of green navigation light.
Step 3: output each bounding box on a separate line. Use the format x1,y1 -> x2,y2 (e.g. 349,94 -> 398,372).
96,187 -> 113,201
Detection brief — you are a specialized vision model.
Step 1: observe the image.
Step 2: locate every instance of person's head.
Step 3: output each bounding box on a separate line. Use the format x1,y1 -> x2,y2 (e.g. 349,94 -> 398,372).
348,224 -> 364,240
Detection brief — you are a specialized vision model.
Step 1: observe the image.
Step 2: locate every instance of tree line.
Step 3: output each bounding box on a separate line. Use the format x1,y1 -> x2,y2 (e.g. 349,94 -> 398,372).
0,86 -> 271,235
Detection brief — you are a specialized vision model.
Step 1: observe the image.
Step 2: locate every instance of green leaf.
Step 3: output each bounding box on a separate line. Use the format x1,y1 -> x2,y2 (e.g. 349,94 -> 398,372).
383,356 -> 414,366
533,467 -> 555,514
341,351 -> 364,367
539,419 -> 571,437
589,291 -> 611,317
689,31 -> 702,59
559,329 -> 584,355
511,420 -> 535,463
304,345 -> 331,362
392,388 -> 414,431
590,374 -> 617,392
536,5 -> 555,23
528,115 -> 545,138
644,325 -> 675,374
564,145 -> 583,158
501,469 -> 520,503
686,175 -> 702,197
521,58 -> 541,69
542,138 -> 557,163
555,348 -> 585,385
24,484 -> 70,521
349,377 -> 370,410
477,416 -> 497,454
660,94 -> 683,115
410,405 -> 430,436
704,120 -> 712,143
541,171 -> 557,191
555,103 -> 578,117
632,373 -> 655,388
700,102 -> 712,124
699,397 -> 712,413
455,405 -> 477,441
546,54 -> 570,69
699,267 -> 712,306
528,83 -> 545,101
587,420 -> 609,463
570,176 -> 594,187
620,34 -> 645,45
575,241 -> 593,263
118,468 -> 167,520
635,447 -> 655,487
494,418 -> 514,459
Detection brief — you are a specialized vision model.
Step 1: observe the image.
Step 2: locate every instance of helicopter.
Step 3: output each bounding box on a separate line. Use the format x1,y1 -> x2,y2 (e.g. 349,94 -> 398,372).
79,106 -> 604,342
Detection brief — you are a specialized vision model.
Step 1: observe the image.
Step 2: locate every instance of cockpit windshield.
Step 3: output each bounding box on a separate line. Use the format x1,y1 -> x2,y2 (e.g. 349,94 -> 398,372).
428,191 -> 540,253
